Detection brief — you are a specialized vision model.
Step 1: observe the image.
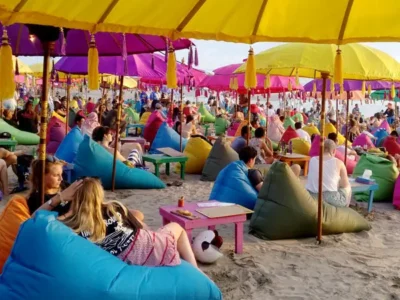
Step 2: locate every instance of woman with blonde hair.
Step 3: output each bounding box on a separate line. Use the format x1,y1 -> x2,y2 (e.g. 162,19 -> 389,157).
36,178 -> 197,268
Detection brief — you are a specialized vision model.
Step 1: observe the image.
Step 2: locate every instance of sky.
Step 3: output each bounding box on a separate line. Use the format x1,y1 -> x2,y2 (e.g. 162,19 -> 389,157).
18,40 -> 400,79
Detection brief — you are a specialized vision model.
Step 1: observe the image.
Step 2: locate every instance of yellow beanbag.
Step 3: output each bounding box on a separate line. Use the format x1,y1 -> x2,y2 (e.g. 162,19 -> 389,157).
139,111 -> 151,125
303,124 -> 320,137
291,138 -> 311,155
235,121 -> 248,137
69,99 -> 79,110
324,123 -> 347,145
0,195 -> 30,272
176,137 -> 212,174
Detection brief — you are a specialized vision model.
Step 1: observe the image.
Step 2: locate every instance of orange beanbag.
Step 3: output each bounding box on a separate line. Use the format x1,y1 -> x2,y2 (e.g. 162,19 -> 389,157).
0,195 -> 30,272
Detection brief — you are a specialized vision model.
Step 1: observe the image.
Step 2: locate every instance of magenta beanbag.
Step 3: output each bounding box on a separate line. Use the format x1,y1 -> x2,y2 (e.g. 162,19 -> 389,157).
47,116 -> 68,155
383,136 -> 400,156
352,134 -> 375,149
379,120 -> 391,133
309,135 -> 355,174
280,126 -> 299,144
227,122 -> 240,136
393,176 -> 400,210
143,111 -> 164,145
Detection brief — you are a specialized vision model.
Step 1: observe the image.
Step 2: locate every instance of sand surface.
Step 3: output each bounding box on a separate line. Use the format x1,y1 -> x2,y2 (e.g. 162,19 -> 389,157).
1,158 -> 400,300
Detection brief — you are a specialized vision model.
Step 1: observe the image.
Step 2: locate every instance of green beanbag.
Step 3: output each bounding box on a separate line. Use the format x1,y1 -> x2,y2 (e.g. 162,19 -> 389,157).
214,117 -> 229,136
283,117 -> 295,129
250,162 -> 371,240
201,137 -> 239,181
292,112 -> 304,123
0,118 -> 39,145
353,154 -> 398,202
198,103 -> 215,123
125,107 -> 140,123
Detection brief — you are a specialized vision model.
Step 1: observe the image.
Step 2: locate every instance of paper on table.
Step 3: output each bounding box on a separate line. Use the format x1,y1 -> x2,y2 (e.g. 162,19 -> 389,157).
197,202 -> 235,207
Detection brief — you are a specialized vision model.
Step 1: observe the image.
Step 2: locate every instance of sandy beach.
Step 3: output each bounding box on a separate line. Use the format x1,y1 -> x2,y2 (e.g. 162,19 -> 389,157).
1,157 -> 400,300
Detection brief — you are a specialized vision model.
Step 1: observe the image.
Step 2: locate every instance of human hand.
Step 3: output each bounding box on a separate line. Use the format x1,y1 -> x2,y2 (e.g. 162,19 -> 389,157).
61,180 -> 83,201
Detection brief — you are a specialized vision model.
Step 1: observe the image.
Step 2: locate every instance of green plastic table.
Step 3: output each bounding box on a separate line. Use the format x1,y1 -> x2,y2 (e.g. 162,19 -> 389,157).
142,154 -> 188,179
0,139 -> 18,151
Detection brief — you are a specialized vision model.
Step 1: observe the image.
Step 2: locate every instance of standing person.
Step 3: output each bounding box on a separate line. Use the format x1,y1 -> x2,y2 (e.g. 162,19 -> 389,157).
352,103 -> 360,115
17,101 -> 38,133
384,103 -> 395,125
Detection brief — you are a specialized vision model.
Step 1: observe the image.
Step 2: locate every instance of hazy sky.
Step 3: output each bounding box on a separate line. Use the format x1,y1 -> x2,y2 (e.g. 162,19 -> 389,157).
18,40 -> 400,75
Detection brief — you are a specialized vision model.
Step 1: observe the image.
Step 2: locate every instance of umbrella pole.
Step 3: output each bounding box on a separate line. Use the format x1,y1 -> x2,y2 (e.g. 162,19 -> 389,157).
344,91 -> 350,167
111,75 -> 124,192
266,89 -> 270,135
180,84 -> 183,152
39,41 -> 55,204
336,97 -> 339,133
247,90 -> 251,145
317,72 -> 329,244
65,83 -> 70,134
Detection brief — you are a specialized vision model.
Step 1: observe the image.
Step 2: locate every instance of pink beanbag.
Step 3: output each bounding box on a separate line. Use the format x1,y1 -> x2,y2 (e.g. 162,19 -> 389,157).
352,134 -> 375,149
227,122 -> 240,136
280,126 -> 299,144
393,176 -> 400,210
143,111 -> 164,145
47,121 -> 67,154
309,135 -> 356,174
250,104 -> 259,114
379,120 -> 391,133
383,136 -> 400,156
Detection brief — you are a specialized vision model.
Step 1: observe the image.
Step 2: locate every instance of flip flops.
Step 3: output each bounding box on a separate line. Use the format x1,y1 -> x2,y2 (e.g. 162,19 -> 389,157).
167,180 -> 183,187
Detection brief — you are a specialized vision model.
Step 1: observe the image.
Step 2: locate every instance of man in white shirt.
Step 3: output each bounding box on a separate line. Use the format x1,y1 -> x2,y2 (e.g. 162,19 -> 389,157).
295,122 -> 311,143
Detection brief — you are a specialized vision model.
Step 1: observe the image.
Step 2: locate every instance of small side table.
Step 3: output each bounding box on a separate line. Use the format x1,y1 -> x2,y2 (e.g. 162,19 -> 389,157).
159,201 -> 246,254
277,153 -> 310,175
142,154 -> 188,179
125,124 -> 145,137
0,139 -> 18,151
120,137 -> 146,149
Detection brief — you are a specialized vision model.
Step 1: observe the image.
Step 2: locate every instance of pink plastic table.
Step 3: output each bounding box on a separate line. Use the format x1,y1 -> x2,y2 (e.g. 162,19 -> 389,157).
159,201 -> 246,254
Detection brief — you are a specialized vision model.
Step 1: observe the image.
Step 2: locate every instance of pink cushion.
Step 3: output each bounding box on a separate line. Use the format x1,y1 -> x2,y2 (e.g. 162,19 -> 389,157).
143,111 -> 164,145
309,135 -> 355,174
393,176 -> 400,210
383,136 -> 400,156
379,120 -> 391,133
280,126 -> 299,144
352,134 -> 375,149
227,122 -> 240,136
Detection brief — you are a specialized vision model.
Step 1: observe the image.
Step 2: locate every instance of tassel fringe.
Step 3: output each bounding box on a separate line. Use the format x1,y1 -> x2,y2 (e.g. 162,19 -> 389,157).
334,48 -> 343,85
88,34 -> 99,90
244,47 -> 257,89
194,46 -> 199,66
0,28 -> 15,101
166,44 -> 177,89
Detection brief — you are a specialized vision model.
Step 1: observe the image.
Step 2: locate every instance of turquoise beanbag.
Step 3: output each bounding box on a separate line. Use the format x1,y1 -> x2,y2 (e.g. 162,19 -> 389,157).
74,135 -> 165,189
0,211 -> 222,300
150,122 -> 187,154
209,160 -> 258,209
0,118 -> 39,145
55,126 -> 84,163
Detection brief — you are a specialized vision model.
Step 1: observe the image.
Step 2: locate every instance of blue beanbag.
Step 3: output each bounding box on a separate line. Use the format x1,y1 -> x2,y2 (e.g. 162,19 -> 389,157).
74,135 -> 165,189
0,211 -> 222,300
209,160 -> 258,209
374,128 -> 389,147
55,126 -> 84,163
150,122 -> 188,154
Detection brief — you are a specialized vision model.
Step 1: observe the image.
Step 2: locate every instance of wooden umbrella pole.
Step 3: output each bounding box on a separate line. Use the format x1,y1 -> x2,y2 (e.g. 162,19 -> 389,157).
65,82 -> 70,134
179,84 -> 184,152
111,75 -> 124,192
39,41 -> 55,204
266,89 -> 270,134
344,91 -> 350,167
317,72 -> 329,243
246,89 -> 251,145
336,96 -> 339,133
235,91 -> 238,116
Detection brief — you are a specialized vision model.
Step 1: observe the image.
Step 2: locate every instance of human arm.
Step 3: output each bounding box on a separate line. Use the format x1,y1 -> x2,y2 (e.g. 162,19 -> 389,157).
338,160 -> 350,189
260,140 -> 273,158
248,169 -> 264,192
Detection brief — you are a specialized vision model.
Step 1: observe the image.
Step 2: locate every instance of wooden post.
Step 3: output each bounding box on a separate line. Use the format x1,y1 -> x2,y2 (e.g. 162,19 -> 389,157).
336,96 -> 339,134
39,41 -> 55,204
344,91 -> 350,167
65,81 -> 70,134
180,84 -> 184,152
246,90 -> 251,145
111,76 -> 124,192
317,72 -> 329,243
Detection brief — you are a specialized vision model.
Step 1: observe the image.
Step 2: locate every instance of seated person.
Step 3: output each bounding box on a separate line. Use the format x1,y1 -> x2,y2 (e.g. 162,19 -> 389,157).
0,147 -> 25,196
231,125 -> 249,154
306,139 -> 351,207
383,130 -> 400,157
240,146 -> 300,192
295,122 -> 311,143
3,109 -> 18,128
81,112 -> 100,137
35,177 -> 196,268
180,115 -> 198,139
74,114 -> 85,130
92,126 -> 144,168
327,132 -> 358,161
249,127 -> 274,164
17,101 -> 38,133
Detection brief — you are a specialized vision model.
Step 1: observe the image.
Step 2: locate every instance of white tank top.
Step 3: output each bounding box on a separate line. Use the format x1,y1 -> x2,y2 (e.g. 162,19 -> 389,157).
306,156 -> 340,193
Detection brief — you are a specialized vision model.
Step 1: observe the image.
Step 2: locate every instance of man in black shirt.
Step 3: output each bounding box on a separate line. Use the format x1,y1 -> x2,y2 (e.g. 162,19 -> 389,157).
239,146 -> 264,192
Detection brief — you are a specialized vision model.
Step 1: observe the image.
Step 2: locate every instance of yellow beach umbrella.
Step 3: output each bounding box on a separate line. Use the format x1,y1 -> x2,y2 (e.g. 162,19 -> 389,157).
236,42 -> 400,243
103,74 -> 137,89
13,56 -> 32,73
0,1 -> 399,44
235,43 -> 400,81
